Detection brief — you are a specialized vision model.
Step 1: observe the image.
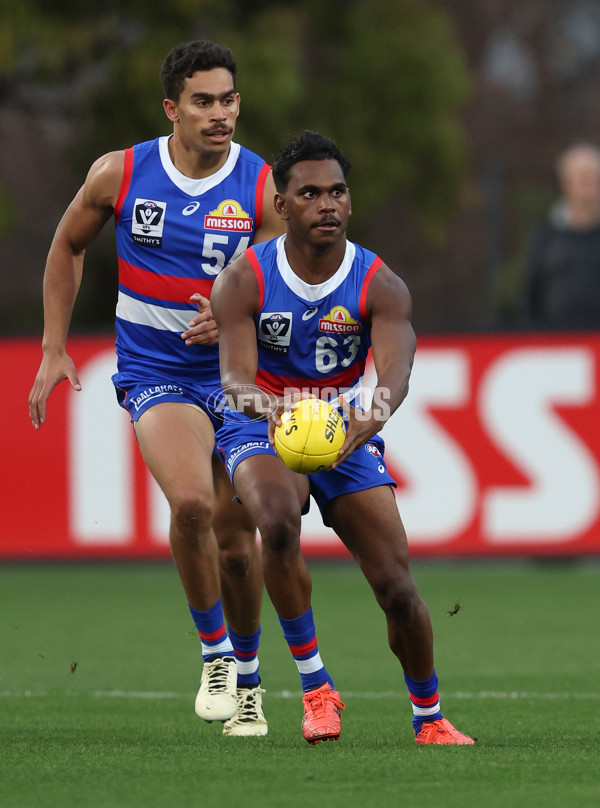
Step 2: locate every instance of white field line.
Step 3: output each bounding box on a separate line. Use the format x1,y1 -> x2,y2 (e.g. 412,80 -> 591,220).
1,689 -> 598,701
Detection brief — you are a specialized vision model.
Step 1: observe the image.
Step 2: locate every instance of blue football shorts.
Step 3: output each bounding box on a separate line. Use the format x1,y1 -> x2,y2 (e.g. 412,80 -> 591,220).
112,370 -> 225,433
215,414 -> 397,520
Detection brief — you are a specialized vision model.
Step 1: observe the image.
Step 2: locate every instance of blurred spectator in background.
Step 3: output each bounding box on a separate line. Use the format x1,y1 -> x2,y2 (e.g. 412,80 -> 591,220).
523,143 -> 600,330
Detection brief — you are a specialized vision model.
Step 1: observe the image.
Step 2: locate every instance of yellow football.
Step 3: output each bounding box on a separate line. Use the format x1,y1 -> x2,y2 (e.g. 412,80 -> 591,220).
273,398 -> 346,474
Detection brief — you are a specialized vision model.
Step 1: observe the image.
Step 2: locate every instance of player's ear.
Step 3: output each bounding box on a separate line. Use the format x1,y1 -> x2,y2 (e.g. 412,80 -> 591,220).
274,192 -> 289,221
163,98 -> 179,123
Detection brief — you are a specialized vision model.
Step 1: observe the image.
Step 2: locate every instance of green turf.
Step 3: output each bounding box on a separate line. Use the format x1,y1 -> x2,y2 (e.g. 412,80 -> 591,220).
1,560 -> 599,808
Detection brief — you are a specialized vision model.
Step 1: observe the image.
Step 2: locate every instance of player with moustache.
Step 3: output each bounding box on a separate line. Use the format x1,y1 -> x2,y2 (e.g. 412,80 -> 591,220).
28,40 -> 285,736
211,130 -> 475,746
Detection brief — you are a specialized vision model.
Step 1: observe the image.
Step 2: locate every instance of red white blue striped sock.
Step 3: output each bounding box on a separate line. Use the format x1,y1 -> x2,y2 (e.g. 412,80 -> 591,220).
188,599 -> 234,661
228,626 -> 261,686
279,607 -> 334,692
404,670 -> 444,734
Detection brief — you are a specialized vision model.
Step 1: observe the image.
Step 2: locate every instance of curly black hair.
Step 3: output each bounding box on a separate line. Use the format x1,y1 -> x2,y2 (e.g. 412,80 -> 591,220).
160,40 -> 237,101
272,131 -> 352,192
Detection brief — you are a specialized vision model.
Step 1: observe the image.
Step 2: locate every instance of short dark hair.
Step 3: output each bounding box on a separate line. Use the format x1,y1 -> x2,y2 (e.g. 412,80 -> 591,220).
272,131 -> 352,192
160,40 -> 237,101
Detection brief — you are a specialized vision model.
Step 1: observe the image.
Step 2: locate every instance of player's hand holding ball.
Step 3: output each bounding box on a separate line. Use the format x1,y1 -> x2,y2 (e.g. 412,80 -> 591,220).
273,398 -> 346,474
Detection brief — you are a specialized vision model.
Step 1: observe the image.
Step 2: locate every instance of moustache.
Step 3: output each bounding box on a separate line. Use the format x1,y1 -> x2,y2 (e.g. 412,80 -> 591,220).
203,127 -> 232,136
312,217 -> 341,228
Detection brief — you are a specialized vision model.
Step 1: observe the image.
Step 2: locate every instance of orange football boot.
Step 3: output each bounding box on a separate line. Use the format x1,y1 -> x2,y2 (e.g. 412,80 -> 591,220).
301,682 -> 345,745
415,718 -> 475,745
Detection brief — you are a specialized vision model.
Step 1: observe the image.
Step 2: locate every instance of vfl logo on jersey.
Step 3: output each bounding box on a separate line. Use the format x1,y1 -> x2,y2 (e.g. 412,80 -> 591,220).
318,305 -> 362,334
132,199 -> 167,247
258,312 -> 292,355
204,199 -> 254,232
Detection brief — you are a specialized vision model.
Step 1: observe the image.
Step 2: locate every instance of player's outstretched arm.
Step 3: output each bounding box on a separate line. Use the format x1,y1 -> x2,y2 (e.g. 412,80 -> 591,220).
367,263 -> 416,417
333,263 -> 416,466
28,151 -> 124,429
212,255 -> 277,420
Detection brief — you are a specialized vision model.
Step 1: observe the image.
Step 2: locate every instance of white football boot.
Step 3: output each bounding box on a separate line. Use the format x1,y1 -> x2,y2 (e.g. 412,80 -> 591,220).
223,685 -> 268,736
194,656 -> 237,722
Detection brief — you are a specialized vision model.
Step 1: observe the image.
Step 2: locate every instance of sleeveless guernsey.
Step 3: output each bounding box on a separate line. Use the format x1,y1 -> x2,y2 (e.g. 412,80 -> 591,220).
246,235 -> 382,408
113,136 -> 270,384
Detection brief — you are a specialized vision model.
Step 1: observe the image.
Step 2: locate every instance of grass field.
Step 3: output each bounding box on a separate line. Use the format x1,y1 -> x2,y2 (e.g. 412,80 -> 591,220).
1,559 -> 599,808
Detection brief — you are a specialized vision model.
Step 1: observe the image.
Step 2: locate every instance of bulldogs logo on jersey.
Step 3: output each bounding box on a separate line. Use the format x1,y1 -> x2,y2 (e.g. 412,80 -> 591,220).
258,312 -> 292,355
131,198 -> 167,247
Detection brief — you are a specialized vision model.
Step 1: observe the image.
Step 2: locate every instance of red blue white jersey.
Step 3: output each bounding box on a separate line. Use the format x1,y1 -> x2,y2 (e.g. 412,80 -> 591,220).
113,136 -> 270,383
246,235 -> 383,408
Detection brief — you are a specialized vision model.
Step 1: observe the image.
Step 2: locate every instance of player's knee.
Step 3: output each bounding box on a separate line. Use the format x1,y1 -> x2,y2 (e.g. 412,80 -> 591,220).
170,491 -> 213,534
219,541 -> 256,579
371,569 -> 420,624
259,508 -> 300,559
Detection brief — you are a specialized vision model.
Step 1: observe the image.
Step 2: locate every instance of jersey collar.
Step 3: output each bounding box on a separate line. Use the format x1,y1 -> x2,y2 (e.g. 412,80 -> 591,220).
158,136 -> 240,197
275,236 -> 356,302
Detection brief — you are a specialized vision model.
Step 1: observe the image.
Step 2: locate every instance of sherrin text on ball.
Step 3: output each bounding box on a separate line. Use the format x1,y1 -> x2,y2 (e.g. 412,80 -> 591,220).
274,399 -> 346,473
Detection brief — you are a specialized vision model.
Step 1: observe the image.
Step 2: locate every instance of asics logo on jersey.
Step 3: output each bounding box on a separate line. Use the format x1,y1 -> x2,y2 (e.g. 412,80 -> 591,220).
302,306 -> 319,321
182,201 -> 200,216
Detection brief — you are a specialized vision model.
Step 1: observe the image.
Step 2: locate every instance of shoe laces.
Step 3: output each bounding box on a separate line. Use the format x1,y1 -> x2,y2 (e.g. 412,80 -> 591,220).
236,687 -> 266,722
419,719 -> 443,737
204,657 -> 234,694
420,718 -> 460,739
304,688 -> 345,718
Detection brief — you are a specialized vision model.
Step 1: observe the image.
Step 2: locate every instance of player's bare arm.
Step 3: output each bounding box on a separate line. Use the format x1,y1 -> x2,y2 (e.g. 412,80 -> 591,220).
211,255 -> 260,387
334,263 -> 415,466
28,151 -> 124,428
212,256 -> 277,420
254,171 -> 286,244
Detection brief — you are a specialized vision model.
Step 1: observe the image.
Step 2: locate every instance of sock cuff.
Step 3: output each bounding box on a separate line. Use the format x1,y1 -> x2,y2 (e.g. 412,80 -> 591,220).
228,626 -> 261,654
278,607 -> 315,642
404,670 -> 439,699
188,599 -> 223,624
